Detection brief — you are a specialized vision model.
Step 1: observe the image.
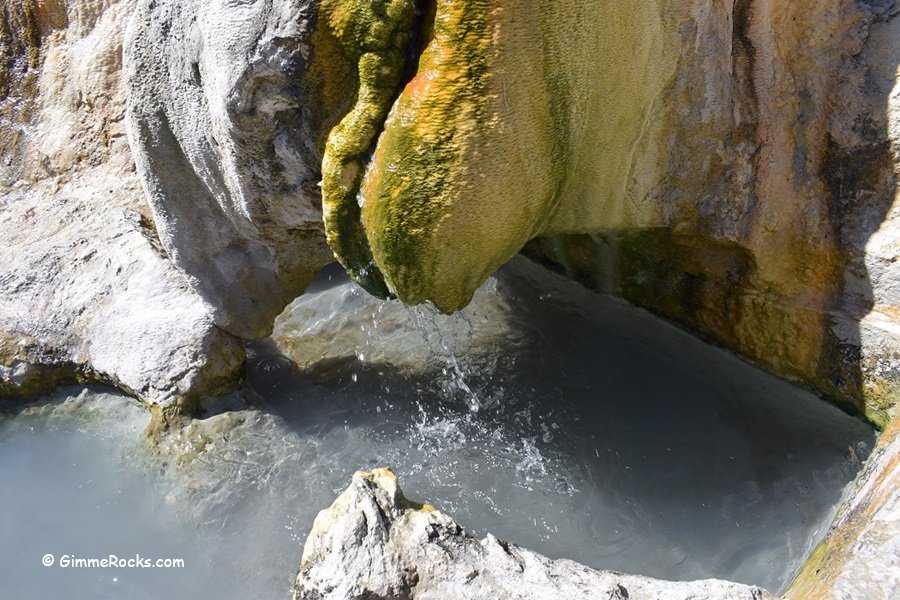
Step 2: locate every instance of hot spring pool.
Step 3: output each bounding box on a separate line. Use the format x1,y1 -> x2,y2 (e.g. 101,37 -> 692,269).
0,257 -> 874,598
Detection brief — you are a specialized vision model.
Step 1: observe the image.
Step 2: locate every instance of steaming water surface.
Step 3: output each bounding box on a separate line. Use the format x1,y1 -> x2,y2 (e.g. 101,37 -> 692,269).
0,257 -> 874,599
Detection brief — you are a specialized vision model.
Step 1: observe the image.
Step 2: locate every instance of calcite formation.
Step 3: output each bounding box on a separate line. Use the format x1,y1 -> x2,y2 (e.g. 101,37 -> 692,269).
124,0 -> 335,339
318,0 -> 416,299
0,0 -> 899,597
321,0 -> 900,426
786,418 -> 900,598
293,469 -> 779,600
0,0 -> 244,408
356,2 -> 676,313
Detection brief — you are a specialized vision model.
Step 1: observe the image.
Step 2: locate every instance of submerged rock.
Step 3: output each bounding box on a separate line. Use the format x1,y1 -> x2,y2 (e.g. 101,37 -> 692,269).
293,469 -> 778,600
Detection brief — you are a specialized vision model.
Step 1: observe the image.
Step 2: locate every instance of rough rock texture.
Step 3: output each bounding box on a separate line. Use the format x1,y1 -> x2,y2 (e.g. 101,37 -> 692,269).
0,171 -> 244,406
123,0 -> 334,339
118,0 -> 899,423
0,0 -> 244,408
321,0 -> 900,425
522,1 -> 900,427
316,0 -> 900,423
786,418 -> 900,599
293,469 -> 778,600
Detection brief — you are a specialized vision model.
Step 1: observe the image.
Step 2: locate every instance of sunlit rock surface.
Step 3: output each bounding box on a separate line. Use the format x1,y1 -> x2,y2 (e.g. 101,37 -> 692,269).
0,0 -> 243,405
293,469 -> 778,600
327,0 -> 900,426
0,171 -> 243,405
787,419 -> 900,599
123,0 -> 334,338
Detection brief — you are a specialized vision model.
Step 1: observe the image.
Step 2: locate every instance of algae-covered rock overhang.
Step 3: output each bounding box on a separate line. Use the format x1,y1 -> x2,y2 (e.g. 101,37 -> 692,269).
315,0 -> 900,428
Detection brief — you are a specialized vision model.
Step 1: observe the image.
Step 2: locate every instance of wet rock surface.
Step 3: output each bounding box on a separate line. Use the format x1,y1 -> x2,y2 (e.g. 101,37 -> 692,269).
786,419 -> 900,599
293,469 -> 778,600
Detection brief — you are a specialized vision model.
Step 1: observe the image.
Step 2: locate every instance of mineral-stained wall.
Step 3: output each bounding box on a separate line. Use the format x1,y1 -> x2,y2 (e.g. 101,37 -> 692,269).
523,1 -> 900,427
1,0 -> 899,596
322,0 -> 899,426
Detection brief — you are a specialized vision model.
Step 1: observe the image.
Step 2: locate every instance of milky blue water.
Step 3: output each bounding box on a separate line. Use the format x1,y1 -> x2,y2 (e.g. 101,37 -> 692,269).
0,257 -> 874,598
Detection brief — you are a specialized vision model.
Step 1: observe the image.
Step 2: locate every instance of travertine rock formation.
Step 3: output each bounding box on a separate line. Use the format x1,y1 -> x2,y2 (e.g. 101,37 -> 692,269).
523,1 -> 900,427
1,0 -> 899,596
0,171 -> 244,406
123,0 -> 334,339
115,0 -> 900,424
786,418 -> 900,598
322,0 -> 900,426
293,469 -> 778,600
0,0 -> 244,407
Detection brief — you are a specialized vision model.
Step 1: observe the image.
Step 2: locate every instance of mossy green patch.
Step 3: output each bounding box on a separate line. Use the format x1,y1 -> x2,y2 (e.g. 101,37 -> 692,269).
318,0 -> 416,298
863,378 -> 898,430
354,2 -> 675,312
366,0 -> 493,308
361,1 -> 561,311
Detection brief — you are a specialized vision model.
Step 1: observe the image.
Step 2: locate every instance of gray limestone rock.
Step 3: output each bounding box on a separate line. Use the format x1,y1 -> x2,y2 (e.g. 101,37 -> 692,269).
0,169 -> 244,407
293,469 -> 778,600
123,0 -> 334,339
0,0 -> 244,407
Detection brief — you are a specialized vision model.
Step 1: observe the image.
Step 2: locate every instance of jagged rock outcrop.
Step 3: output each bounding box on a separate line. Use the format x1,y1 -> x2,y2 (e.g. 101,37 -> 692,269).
293,469 -> 778,600
0,0 -> 244,408
123,0 -> 334,339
